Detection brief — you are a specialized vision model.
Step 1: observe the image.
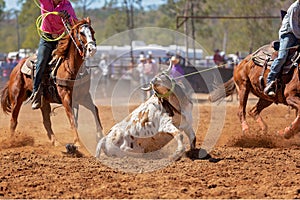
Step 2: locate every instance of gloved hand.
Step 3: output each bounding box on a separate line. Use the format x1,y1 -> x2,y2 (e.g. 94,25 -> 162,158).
58,10 -> 70,21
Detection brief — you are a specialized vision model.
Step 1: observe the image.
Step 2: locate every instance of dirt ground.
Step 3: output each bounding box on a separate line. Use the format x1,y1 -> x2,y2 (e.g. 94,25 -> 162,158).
0,95 -> 300,199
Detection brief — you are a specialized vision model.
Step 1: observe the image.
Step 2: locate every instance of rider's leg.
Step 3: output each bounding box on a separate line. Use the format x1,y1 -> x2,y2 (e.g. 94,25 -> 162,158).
265,33 -> 298,96
32,38 -> 56,109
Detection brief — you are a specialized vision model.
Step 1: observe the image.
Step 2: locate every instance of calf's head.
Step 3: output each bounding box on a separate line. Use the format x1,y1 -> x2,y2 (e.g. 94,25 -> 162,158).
142,72 -> 175,98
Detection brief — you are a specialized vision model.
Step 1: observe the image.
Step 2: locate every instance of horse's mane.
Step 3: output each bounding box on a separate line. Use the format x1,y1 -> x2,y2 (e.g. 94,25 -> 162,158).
52,18 -> 92,58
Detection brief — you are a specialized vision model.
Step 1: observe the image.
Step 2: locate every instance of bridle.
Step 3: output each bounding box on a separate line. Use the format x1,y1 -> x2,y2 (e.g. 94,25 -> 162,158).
50,20 -> 97,87
62,20 -> 96,59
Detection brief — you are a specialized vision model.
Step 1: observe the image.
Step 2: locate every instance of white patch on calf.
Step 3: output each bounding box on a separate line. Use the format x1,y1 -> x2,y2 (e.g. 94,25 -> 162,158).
96,96 -> 179,158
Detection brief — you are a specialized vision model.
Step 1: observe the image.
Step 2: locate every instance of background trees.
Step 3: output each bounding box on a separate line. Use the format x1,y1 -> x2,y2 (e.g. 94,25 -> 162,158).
0,0 -> 295,56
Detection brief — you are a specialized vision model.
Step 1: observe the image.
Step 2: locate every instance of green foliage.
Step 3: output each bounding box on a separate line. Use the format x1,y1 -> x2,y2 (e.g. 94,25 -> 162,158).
0,0 -> 296,56
0,0 -> 4,19
18,0 -> 40,49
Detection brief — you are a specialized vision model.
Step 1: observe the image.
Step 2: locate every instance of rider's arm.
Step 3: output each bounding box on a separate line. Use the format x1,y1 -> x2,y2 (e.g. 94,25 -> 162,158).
39,0 -> 77,24
55,1 -> 78,24
289,6 -> 300,39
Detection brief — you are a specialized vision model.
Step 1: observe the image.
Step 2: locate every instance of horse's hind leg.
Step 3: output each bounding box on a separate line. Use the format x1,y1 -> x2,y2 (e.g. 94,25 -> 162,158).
237,81 -> 251,134
10,97 -> 23,135
279,96 -> 300,139
9,89 -> 26,135
248,98 -> 272,134
40,102 -> 57,145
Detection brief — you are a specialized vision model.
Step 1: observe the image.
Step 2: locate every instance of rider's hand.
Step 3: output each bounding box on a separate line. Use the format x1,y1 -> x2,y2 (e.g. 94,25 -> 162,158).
58,10 -> 70,21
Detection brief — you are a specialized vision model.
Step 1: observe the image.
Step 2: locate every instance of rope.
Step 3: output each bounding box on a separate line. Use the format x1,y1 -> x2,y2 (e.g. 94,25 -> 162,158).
34,0 -> 66,42
175,44 -> 300,80
154,80 -> 176,98
36,12 -> 66,42
61,19 -> 84,57
174,63 -> 227,80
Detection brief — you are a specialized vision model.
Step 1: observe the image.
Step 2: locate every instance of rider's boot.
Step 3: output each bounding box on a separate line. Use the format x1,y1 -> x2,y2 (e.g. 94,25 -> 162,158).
264,80 -> 276,97
31,85 -> 42,110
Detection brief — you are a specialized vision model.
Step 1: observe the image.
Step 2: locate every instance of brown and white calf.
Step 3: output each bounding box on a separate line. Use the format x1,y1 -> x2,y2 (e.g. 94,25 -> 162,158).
95,73 -> 196,161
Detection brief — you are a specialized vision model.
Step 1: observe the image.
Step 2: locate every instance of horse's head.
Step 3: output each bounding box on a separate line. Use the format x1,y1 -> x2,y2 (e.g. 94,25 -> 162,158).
72,17 -> 97,58
53,17 -> 97,59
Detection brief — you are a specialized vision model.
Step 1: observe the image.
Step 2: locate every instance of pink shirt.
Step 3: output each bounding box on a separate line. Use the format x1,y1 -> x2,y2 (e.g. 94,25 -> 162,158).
40,0 -> 77,34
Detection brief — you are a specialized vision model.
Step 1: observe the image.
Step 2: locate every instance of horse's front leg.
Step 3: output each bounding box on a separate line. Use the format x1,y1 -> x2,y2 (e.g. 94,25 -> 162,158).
76,93 -> 103,141
60,90 -> 81,146
40,102 -> 58,146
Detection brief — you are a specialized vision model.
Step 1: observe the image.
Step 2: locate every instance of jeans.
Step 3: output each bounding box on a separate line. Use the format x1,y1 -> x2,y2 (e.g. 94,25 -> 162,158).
33,38 -> 57,92
267,33 -> 298,84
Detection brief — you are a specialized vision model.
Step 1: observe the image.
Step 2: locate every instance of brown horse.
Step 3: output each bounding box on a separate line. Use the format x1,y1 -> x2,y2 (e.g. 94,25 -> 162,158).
1,18 -> 103,146
209,43 -> 300,139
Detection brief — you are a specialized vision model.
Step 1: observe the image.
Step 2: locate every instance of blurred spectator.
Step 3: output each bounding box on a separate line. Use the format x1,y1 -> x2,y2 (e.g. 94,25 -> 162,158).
144,55 -> 158,86
213,49 -> 225,66
170,56 -> 184,79
147,51 -> 156,64
139,51 -> 145,63
175,51 -> 186,68
98,54 -> 109,83
160,51 -> 173,65
1,57 -> 18,80
136,55 -> 147,100
235,51 -> 241,64
136,55 -> 146,86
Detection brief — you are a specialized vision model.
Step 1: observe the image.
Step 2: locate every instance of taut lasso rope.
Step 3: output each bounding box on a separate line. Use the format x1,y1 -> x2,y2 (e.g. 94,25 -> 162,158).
175,44 -> 300,80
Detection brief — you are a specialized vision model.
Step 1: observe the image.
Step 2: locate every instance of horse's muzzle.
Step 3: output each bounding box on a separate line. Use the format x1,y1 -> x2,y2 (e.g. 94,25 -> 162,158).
86,42 -> 97,57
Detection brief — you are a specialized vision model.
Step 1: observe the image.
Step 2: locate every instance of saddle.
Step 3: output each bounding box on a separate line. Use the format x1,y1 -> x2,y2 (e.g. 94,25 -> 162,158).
252,41 -> 300,75
21,54 -> 61,77
20,54 -> 37,76
20,54 -> 91,103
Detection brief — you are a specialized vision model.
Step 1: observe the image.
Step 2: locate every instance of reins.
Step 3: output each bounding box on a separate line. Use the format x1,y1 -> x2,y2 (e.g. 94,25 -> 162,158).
61,20 -> 86,58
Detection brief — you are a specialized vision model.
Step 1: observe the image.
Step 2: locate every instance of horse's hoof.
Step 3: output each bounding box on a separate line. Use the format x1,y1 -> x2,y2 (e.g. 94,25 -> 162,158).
66,143 -> 78,154
74,141 -> 81,147
242,121 -> 250,135
242,129 -> 250,135
51,140 -> 61,147
276,128 -> 294,139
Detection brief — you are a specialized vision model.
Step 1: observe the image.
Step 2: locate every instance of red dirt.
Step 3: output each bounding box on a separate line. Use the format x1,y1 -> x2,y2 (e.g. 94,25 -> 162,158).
0,100 -> 300,199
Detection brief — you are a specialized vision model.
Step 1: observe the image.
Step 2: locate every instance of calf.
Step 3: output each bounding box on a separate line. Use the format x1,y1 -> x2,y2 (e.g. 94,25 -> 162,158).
95,73 -> 196,161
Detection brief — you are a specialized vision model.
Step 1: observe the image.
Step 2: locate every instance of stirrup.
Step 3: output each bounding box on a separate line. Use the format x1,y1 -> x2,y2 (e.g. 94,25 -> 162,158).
264,80 -> 276,96
259,75 -> 264,91
31,85 -> 43,109
31,100 -> 41,110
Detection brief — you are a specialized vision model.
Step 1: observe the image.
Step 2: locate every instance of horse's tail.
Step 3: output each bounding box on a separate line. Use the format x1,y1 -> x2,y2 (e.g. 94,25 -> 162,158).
1,84 -> 11,114
208,77 -> 236,102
